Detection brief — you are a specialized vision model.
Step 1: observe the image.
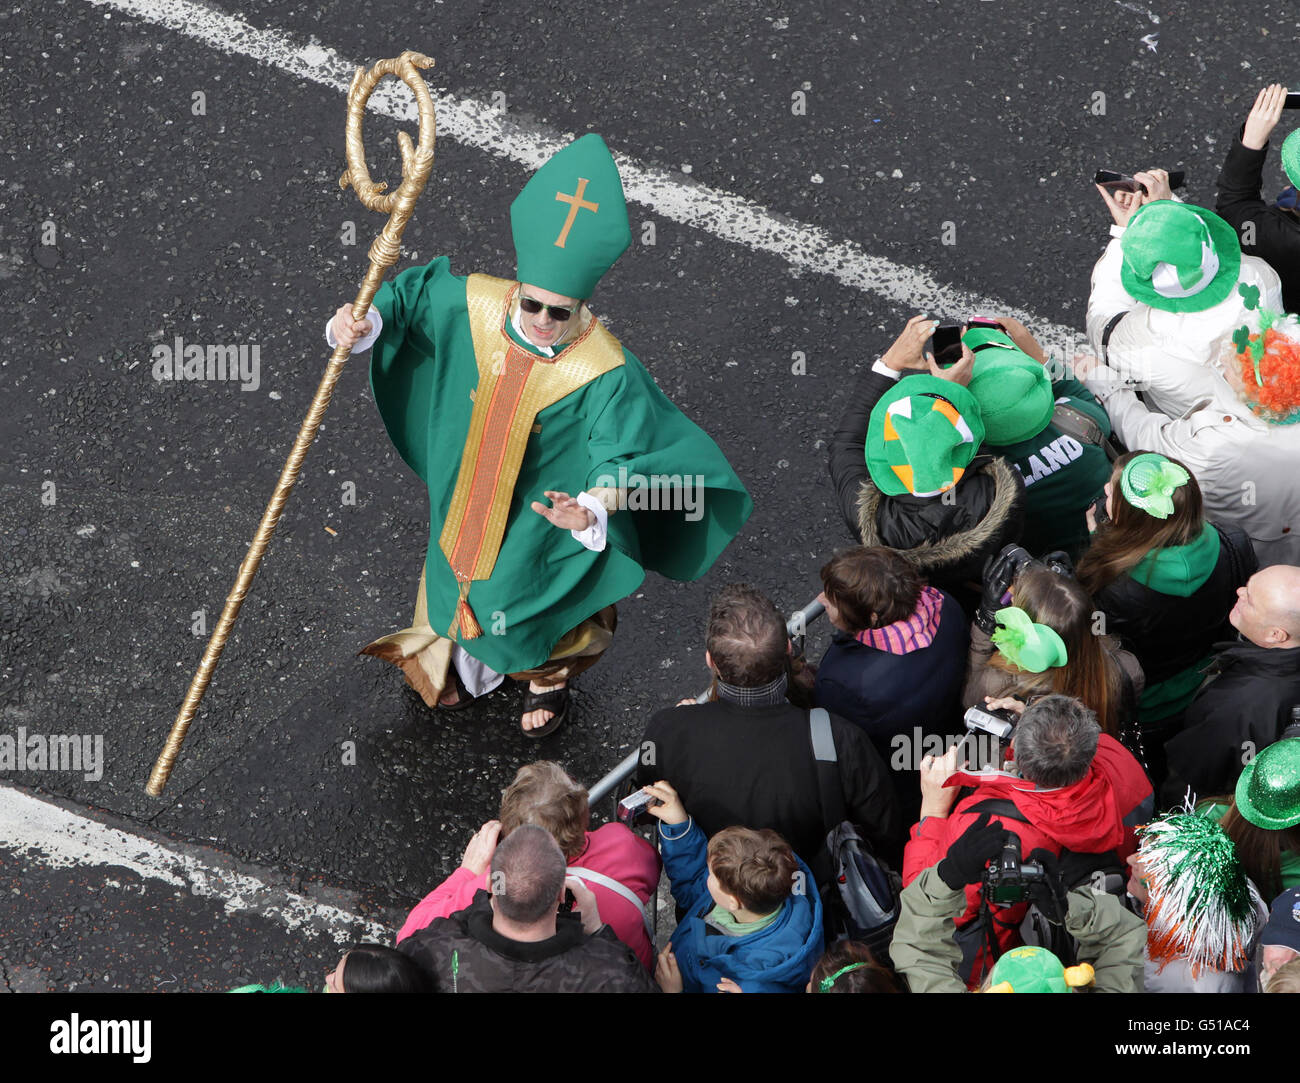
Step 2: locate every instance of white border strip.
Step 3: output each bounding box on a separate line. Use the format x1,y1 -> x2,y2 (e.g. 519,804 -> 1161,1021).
1,786 -> 392,943
84,0 -> 1076,345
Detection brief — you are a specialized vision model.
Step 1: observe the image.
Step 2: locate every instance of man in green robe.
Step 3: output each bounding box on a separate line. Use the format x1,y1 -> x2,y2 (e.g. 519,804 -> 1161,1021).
328,134 -> 752,735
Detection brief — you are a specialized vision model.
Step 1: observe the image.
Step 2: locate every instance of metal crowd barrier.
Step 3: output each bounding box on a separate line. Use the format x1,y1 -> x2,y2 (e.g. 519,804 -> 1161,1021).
585,596 -> 826,806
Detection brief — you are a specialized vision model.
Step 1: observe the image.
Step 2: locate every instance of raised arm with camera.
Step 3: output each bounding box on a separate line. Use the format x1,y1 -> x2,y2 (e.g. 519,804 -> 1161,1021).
827,316 -> 1025,605
892,816 -> 1147,992
827,314 -> 938,538
1086,162 -> 1285,425
1215,83 -> 1300,313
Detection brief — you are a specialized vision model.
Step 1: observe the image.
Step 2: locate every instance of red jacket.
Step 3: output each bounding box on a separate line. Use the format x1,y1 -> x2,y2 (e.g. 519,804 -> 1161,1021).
903,734 -> 1152,978
397,823 -> 661,969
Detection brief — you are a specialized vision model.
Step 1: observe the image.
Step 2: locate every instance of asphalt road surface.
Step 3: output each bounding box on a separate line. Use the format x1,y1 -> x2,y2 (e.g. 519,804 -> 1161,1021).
3,0 -> 1299,991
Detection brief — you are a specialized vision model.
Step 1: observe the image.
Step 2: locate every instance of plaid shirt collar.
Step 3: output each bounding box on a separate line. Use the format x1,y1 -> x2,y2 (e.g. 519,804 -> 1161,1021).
716,671 -> 788,708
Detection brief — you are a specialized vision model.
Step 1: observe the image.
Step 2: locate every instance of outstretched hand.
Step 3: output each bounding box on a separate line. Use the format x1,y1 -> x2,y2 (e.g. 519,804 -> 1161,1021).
531,490 -> 596,531
1243,84 -> 1289,151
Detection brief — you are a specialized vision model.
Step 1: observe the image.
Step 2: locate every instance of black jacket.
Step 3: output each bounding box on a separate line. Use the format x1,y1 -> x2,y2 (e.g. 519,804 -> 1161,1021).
1092,524 -> 1257,689
1215,128 -> 1300,313
828,367 -> 1026,600
1164,639 -> 1300,803
398,890 -> 656,993
636,698 -> 902,869
814,592 -> 969,824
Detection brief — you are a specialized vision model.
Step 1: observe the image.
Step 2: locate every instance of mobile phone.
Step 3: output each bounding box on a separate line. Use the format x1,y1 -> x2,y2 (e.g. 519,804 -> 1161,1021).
1095,169 -> 1139,193
928,321 -> 965,366
1093,169 -> 1186,194
1088,492 -> 1110,529
1285,92 -> 1300,110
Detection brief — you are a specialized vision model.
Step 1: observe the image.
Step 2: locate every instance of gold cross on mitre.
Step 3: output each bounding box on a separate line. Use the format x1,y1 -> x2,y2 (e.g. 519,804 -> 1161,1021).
553,178 -> 599,248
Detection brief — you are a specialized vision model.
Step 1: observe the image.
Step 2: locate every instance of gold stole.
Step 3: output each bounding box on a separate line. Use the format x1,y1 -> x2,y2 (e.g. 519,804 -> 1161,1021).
437,274 -> 624,639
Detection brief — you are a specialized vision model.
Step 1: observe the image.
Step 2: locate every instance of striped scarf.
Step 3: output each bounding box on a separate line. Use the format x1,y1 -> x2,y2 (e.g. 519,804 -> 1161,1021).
854,585 -> 944,655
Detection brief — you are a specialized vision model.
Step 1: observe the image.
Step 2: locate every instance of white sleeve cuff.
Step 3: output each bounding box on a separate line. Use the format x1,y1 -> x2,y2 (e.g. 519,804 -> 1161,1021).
571,490 -> 608,552
1108,224 -> 1126,239
871,359 -> 903,380
324,307 -> 384,354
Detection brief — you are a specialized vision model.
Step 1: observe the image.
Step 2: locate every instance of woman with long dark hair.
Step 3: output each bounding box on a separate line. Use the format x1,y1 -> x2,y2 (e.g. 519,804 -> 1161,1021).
966,562 -> 1143,748
1076,451 -> 1256,784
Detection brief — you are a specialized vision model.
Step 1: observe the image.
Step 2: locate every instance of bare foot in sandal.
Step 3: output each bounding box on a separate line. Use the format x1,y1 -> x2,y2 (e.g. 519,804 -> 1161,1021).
521,679 -> 568,733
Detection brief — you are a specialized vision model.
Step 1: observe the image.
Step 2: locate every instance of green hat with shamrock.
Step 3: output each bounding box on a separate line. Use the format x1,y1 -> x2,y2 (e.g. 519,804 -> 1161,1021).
986,946 -> 1095,993
510,134 -> 631,299
865,375 -> 985,497
1119,200 -> 1242,314
962,327 -> 1056,445
1235,738 -> 1300,830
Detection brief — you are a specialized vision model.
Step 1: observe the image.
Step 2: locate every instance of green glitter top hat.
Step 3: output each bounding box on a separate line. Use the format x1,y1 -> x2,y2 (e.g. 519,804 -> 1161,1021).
1235,738 -> 1300,830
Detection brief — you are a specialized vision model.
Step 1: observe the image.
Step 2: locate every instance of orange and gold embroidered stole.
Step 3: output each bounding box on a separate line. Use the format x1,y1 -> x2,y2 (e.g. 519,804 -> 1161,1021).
437,274 -> 624,639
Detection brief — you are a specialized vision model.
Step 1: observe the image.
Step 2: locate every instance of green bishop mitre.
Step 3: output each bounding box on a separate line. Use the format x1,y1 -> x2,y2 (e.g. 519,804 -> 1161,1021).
510,133 -> 632,299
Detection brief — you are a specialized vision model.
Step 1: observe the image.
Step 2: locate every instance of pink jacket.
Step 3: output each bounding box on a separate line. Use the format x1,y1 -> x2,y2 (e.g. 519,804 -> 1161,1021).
397,823 -> 662,969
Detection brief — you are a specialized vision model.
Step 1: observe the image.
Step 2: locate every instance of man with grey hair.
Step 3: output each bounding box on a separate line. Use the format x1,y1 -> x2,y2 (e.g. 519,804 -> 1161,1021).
398,825 -> 654,992
903,693 -> 1153,985
1165,564 -> 1300,803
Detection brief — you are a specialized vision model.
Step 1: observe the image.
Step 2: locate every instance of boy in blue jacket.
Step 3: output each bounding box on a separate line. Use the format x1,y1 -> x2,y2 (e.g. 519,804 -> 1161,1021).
642,780 -> 824,993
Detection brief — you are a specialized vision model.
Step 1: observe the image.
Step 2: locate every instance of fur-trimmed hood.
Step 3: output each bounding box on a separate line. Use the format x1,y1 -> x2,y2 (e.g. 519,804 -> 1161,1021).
855,454 -> 1025,574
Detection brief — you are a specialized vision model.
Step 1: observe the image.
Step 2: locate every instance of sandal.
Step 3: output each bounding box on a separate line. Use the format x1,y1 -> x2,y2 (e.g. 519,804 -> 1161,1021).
521,684 -> 570,738
436,670 -> 478,712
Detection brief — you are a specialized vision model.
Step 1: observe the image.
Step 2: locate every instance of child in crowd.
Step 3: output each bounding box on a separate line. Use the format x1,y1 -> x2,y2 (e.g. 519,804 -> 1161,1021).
641,780 -> 823,993
807,941 -> 903,993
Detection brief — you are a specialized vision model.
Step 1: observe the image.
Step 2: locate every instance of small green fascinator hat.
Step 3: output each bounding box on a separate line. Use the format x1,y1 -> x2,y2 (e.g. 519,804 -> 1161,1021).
991,606 -> 1068,673
1120,452 -> 1190,519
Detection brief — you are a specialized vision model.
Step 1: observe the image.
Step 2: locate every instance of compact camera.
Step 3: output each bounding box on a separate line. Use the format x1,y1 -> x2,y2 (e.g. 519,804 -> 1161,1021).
616,789 -> 663,828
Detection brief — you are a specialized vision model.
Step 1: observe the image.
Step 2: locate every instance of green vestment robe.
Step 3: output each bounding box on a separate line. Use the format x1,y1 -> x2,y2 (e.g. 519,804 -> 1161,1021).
368,256 -> 753,674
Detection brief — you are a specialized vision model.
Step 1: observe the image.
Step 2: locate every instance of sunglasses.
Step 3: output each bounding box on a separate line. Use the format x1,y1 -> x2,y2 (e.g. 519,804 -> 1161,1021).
519,295 -> 577,321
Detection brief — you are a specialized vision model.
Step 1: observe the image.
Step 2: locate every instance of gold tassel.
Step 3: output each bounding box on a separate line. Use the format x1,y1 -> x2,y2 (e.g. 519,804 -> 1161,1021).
451,579 -> 483,639
458,597 -> 483,639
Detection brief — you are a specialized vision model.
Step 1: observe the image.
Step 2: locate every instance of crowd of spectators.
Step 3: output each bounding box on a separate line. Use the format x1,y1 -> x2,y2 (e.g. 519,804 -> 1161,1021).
285,85 -> 1300,994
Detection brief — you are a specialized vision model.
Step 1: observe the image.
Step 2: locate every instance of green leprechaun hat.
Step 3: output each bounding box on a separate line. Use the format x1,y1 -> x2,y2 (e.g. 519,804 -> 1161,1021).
1235,738 -> 1300,830
961,327 -> 1055,445
866,375 -> 985,497
1119,200 -> 1242,314
985,946 -> 1095,993
510,134 -> 631,299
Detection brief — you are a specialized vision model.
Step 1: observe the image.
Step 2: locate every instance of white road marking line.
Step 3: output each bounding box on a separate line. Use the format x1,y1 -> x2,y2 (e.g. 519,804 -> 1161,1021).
1,786 -> 392,943
84,0 -> 1079,349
